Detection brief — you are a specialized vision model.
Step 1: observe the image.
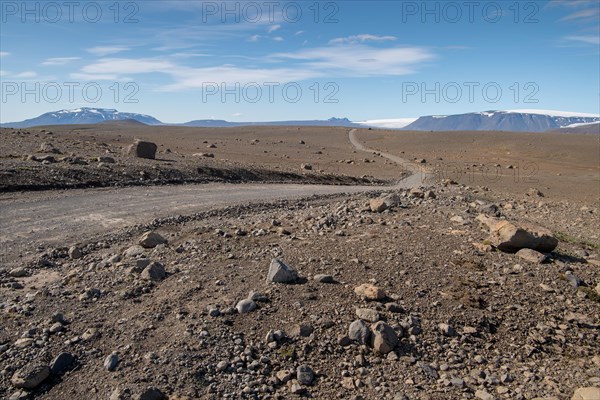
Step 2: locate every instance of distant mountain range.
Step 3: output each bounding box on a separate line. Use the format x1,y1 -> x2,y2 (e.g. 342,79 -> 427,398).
2,108 -> 599,132
3,108 -> 161,128
402,110 -> 600,132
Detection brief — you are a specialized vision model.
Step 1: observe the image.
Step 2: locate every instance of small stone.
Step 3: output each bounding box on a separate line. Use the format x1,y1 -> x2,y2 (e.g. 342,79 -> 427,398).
290,383 -> 304,394
68,246 -> 83,259
355,308 -> 380,323
216,361 -> 229,372
348,320 -> 371,344
141,262 -> 166,281
565,272 -> 582,288
516,248 -> 547,263
370,321 -> 398,354
11,365 -> 50,389
438,323 -> 456,337
354,283 -> 386,300
9,268 -> 28,278
139,232 -> 167,248
136,387 -> 166,400
385,303 -> 404,313
296,365 -> 314,385
314,274 -> 334,283
276,370 -> 292,383
104,352 -> 119,371
475,389 -> 495,400
290,324 -> 313,337
370,198 -> 388,213
236,299 -> 257,314
266,259 -> 298,284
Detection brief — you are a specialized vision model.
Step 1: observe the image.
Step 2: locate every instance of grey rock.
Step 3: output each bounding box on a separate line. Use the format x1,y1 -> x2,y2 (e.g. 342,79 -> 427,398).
138,232 -> 167,248
68,246 -> 83,259
355,308 -> 380,323
9,268 -> 27,278
50,352 -> 75,375
565,271 -> 582,288
141,262 -> 166,281
236,299 -> 257,314
516,248 -> 548,264
296,365 -> 314,385
104,352 -> 119,371
314,274 -> 334,283
266,259 -> 298,283
348,319 -> 371,344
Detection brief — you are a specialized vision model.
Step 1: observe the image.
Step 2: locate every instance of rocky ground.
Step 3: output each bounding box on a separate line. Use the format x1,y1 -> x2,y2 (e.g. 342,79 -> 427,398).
1,180 -> 599,400
0,128 -> 384,192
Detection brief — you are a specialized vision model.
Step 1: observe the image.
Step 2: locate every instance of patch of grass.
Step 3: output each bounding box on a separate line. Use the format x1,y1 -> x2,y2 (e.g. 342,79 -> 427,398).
555,231 -> 599,250
579,287 -> 600,303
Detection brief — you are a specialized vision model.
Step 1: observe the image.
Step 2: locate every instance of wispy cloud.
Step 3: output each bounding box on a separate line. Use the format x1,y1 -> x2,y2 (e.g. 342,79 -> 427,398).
268,24 -> 281,33
273,37 -> 284,42
87,46 -> 130,56
329,34 -> 397,45
564,35 -> 600,45
73,42 -> 435,92
41,57 -> 81,66
13,71 -> 37,78
248,35 -> 261,42
0,52 -> 10,57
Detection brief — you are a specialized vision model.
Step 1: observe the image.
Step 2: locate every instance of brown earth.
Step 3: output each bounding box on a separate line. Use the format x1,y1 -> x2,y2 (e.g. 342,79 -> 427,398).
0,124 -> 599,400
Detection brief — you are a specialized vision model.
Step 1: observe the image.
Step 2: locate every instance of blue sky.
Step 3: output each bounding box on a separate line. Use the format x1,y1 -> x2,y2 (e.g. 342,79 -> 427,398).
1,0 -> 599,122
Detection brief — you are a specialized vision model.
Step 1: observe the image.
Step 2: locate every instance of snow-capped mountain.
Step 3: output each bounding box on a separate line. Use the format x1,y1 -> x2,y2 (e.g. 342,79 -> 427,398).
182,117 -> 359,128
2,108 -> 162,128
403,110 -> 600,132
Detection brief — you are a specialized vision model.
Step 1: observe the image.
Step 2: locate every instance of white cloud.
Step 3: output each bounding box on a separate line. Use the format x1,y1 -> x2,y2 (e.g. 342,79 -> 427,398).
74,43 -> 435,92
564,35 -> 600,45
13,71 -> 37,78
248,35 -> 261,42
273,37 -> 284,42
295,31 -> 305,36
232,113 -> 244,117
272,44 -> 434,77
268,24 -> 281,33
42,57 -> 80,66
87,46 -> 129,56
0,52 -> 10,57
329,34 -> 397,45
0,70 -> 8,76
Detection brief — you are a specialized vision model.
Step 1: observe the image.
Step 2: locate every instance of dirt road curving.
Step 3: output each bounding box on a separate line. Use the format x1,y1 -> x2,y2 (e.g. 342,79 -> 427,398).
0,130 -> 429,252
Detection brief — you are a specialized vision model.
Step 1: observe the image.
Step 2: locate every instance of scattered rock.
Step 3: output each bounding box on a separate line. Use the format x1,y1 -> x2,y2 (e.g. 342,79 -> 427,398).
138,232 -> 167,248
370,321 -> 398,354
475,389 -> 495,400
290,324 -> 313,338
438,323 -> 456,337
296,365 -> 314,385
355,308 -> 380,323
11,365 -> 50,389
136,387 -> 166,400
127,140 -> 157,159
141,262 -> 166,281
236,299 -> 257,314
68,246 -> 83,259
477,215 -> 558,253
516,248 -> 547,263
354,283 -> 386,300
266,259 -> 298,284
104,352 -> 119,371
313,274 -> 334,283
370,198 -> 388,213
348,320 -> 371,344
9,267 -> 27,278
50,352 -> 76,375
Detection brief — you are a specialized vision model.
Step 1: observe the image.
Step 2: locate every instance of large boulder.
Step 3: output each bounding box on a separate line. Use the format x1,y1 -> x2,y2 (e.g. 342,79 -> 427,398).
139,232 -> 167,248
127,140 -> 157,159
477,215 -> 558,253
